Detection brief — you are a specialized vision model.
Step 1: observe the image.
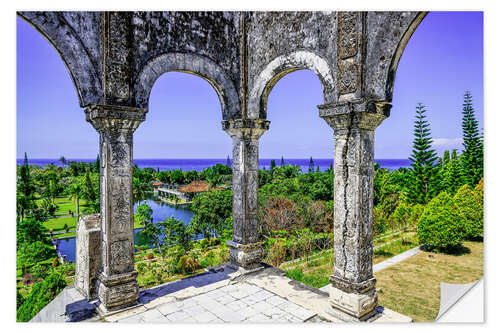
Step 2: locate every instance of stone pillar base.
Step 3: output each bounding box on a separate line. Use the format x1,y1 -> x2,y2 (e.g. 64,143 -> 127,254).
96,271 -> 139,313
326,284 -> 378,321
227,240 -> 263,270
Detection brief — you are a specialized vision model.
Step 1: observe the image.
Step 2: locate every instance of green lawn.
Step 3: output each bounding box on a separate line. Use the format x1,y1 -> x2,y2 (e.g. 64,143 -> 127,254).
375,241 -> 483,322
40,196 -> 145,236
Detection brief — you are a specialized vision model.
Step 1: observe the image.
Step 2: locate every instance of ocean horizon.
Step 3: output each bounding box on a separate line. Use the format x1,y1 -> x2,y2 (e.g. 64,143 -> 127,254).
17,158 -> 411,172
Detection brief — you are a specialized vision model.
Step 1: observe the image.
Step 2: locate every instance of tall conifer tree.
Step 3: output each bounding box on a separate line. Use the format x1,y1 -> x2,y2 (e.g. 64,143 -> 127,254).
407,103 -> 438,204
461,91 -> 483,185
308,157 -> 314,172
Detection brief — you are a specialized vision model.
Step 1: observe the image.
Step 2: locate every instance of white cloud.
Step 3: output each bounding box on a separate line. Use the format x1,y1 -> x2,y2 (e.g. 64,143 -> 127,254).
431,138 -> 463,147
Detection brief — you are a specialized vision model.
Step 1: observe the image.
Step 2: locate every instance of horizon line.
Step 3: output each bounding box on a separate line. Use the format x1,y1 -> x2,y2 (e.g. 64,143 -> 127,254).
16,157 -> 411,160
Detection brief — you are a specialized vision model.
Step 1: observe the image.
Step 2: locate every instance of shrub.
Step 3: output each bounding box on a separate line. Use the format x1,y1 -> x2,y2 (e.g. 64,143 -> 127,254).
267,239 -> 287,267
17,291 -> 24,310
30,263 -> 51,280
177,255 -> 200,274
17,241 -> 56,270
452,184 -> 483,240
417,192 -> 466,252
200,238 -> 209,250
200,250 -> 218,268
261,197 -> 304,233
52,257 -> 59,267
136,262 -> 147,274
16,270 -> 67,322
373,206 -> 389,236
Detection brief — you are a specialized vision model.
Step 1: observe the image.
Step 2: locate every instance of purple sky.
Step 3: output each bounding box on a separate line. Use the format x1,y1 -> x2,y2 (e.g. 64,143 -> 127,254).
16,11 -> 483,159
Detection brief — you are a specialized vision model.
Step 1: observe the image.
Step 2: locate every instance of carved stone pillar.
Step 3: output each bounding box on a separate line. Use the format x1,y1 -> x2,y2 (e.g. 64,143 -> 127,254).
222,119 -> 269,270
319,100 -> 390,321
85,104 -> 146,314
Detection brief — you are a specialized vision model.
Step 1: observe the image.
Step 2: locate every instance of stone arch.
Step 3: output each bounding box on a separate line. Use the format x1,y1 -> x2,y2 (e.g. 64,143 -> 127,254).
17,12 -> 102,107
385,12 -> 428,100
249,50 -> 336,120
133,53 -> 240,120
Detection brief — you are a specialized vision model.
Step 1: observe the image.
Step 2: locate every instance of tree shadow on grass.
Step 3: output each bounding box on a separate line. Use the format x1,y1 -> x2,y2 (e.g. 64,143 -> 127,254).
421,244 -> 471,256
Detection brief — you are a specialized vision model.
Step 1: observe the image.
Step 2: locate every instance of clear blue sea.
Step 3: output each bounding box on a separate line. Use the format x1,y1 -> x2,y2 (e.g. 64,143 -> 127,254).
17,158 -> 411,172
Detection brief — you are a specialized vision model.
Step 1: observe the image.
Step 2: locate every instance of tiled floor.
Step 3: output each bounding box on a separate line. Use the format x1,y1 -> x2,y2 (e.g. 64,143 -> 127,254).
117,282 -> 316,323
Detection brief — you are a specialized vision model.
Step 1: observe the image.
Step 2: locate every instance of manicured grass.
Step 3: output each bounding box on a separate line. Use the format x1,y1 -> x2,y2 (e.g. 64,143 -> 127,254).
44,215 -> 78,232
35,196 -> 89,216
375,241 -> 483,322
282,237 -> 483,322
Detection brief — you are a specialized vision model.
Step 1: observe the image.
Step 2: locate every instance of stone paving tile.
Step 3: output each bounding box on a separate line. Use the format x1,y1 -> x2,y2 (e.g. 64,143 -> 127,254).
195,311 -> 218,323
218,284 -> 238,294
183,304 -> 206,317
226,299 -> 247,311
280,312 -> 303,323
253,289 -> 274,301
197,299 -> 221,311
261,306 -> 286,318
180,316 -> 199,323
205,289 -> 226,299
210,306 -> 246,322
227,289 -> 250,300
215,294 -> 237,305
166,310 -> 191,321
245,313 -> 273,323
140,309 -> 171,323
239,283 -> 261,295
251,300 -> 274,312
266,295 -> 287,307
157,301 -> 184,316
287,306 -> 315,321
209,318 -> 224,323
236,306 -> 259,319
240,294 -> 261,306
117,313 -> 144,323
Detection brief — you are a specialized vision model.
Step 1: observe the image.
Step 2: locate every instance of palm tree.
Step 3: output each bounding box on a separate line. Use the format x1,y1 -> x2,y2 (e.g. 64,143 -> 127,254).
68,180 -> 83,220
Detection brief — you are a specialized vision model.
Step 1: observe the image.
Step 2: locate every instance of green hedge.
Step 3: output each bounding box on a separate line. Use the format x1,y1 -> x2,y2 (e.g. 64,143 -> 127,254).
417,192 -> 466,252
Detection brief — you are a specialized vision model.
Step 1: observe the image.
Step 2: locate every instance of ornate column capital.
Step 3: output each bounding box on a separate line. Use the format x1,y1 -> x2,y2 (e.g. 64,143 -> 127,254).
222,119 -> 270,140
84,104 -> 147,133
318,100 -> 391,131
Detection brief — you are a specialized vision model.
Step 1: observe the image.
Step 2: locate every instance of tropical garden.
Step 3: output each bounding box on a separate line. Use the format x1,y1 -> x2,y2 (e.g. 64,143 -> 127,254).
16,92 -> 483,322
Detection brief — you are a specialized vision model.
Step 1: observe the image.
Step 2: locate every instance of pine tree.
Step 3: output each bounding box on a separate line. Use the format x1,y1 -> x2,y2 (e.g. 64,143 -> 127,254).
308,157 -> 314,172
450,149 -> 463,193
18,152 -> 34,198
226,155 -> 231,168
270,159 -> 276,169
94,154 -> 100,173
461,91 -> 483,185
407,103 -> 438,204
280,156 -> 285,167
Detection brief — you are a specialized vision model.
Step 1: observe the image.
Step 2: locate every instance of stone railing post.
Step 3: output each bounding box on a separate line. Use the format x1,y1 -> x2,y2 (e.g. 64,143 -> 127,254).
85,104 -> 146,314
222,119 -> 269,271
319,100 -> 390,321
75,214 -> 101,300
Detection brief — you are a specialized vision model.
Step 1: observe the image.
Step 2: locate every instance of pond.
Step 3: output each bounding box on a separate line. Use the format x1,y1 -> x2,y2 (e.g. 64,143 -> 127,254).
56,197 -> 195,262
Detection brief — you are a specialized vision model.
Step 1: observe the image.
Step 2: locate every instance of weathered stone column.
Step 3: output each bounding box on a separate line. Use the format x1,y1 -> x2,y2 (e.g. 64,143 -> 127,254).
222,119 -> 269,270
319,100 -> 390,321
75,214 -> 101,300
85,104 -> 146,313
